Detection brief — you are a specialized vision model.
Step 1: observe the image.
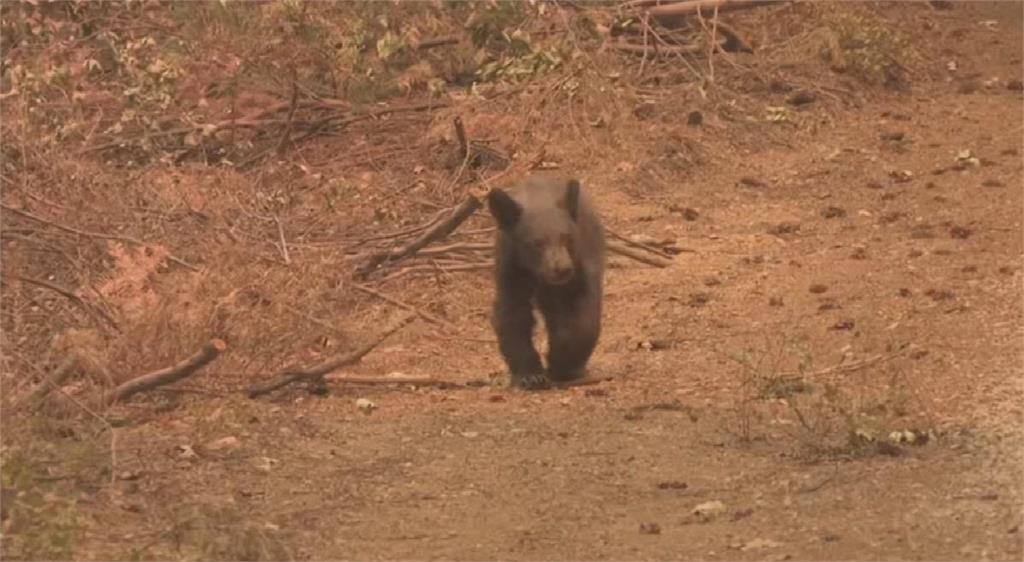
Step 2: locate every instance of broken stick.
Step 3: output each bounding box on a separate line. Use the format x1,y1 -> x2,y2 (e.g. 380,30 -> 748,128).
104,339 -> 227,406
356,195 -> 483,277
607,241 -> 673,268
247,315 -> 416,398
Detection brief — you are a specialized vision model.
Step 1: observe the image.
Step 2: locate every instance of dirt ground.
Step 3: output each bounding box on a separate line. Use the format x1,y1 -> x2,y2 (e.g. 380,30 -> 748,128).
2,1 -> 1022,560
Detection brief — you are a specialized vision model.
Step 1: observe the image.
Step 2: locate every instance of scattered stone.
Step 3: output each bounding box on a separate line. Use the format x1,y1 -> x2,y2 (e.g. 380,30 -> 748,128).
205,436 -> 241,452
889,169 -> 914,183
674,207 -> 700,221
822,533 -> 841,543
738,176 -> 768,189
703,276 -> 722,287
768,222 -> 801,235
769,296 -> 784,307
809,284 -> 828,294
880,131 -> 906,141
692,500 -> 727,522
998,265 -> 1016,275
925,288 -> 956,301
730,508 -> 754,522
821,206 -> 846,219
1000,147 -> 1019,156
897,288 -> 913,297
879,211 -> 905,225
637,339 -> 672,351
356,398 -> 378,414
786,90 -> 817,106
688,292 -> 710,307
909,225 -> 935,239
950,225 -> 973,239
687,111 -> 703,126
818,300 -> 841,311
982,178 -> 1005,187
850,246 -> 868,260
741,538 -> 783,551
639,522 -> 662,535
865,179 -> 884,189
1007,79 -> 1024,92
829,319 -> 855,331
657,480 -> 688,490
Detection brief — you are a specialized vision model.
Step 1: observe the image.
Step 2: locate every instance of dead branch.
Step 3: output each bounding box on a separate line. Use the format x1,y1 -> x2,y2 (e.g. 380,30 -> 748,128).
18,357 -> 77,411
356,195 -> 483,277
417,242 -> 492,256
454,116 -> 470,159
352,284 -> 459,329
606,229 -> 675,259
247,315 -> 416,398
324,373 -> 459,387
551,372 -> 617,388
414,35 -> 460,50
711,20 -> 753,52
2,204 -> 200,271
103,339 -> 227,406
612,39 -> 718,57
647,0 -> 778,18
607,241 -> 673,268
382,262 -> 493,283
12,275 -> 121,331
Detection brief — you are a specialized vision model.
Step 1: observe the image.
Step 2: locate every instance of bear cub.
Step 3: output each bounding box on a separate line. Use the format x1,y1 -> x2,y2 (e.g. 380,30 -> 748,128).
486,173 -> 606,390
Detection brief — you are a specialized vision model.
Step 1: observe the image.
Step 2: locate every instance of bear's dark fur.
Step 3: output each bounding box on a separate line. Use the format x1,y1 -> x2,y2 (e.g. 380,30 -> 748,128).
486,173 -> 606,390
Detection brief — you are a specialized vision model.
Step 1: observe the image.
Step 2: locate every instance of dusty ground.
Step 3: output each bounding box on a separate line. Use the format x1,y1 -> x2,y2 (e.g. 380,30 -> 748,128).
2,1 -> 1022,561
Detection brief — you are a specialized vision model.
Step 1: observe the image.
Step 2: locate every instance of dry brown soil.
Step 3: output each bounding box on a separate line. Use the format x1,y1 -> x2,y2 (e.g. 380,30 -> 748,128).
3,1 -> 1023,561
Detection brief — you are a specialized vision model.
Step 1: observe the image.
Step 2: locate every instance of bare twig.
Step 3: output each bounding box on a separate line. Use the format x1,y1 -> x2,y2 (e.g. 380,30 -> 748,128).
382,262 -> 493,283
356,195 -> 483,277
12,275 -> 120,331
274,215 -> 291,265
323,373 -> 459,387
19,357 -> 77,411
647,0 -> 778,18
352,284 -> 458,330
606,229 -> 676,259
2,204 -> 200,271
247,315 -> 416,398
413,35 -> 460,50
103,339 -> 227,406
607,241 -> 674,268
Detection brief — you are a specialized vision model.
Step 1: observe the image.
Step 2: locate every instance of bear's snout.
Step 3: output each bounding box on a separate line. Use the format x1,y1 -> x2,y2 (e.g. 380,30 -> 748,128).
540,248 -> 575,285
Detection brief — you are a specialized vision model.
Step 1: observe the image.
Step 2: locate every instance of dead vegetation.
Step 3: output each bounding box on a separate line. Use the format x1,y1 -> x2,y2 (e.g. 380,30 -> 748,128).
2,0 -> 1014,559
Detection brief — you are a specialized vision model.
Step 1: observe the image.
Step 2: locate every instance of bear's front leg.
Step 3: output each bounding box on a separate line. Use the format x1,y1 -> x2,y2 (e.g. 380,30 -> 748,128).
493,276 -> 548,390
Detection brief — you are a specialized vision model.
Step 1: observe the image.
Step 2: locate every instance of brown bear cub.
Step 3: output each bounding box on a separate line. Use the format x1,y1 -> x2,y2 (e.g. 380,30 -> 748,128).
486,173 -> 606,390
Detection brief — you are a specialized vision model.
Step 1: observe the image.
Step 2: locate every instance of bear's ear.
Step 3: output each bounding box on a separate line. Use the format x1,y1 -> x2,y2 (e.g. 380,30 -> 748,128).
565,179 -> 581,221
487,188 -> 522,230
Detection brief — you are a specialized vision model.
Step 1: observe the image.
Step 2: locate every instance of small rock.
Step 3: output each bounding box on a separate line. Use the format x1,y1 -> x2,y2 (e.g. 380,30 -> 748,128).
822,533 -> 841,543
897,288 -> 912,297
254,456 -> 278,473
692,500 -> 727,522
865,180 -> 884,189
889,169 -> 914,183
703,276 -> 722,287
174,445 -> 199,461
950,226 -> 972,239
829,319 -> 855,331
205,436 -> 241,452
982,178 -> 1005,187
356,398 -> 378,414
925,288 -> 956,301
769,296 -> 784,307
687,111 -> 703,126
821,206 -> 846,219
850,246 -> 868,260
738,176 -> 767,189
639,522 -> 661,535
656,481 -> 688,490
880,131 -> 906,141
786,90 -> 816,106
1007,79 -> 1024,92
809,284 -> 828,294
768,222 -> 800,235
688,292 -> 710,307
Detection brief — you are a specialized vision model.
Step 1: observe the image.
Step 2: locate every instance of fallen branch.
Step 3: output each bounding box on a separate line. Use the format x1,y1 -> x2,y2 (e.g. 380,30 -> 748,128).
2,204 -> 200,271
356,195 -> 482,277
19,357 -> 77,411
13,275 -> 120,331
382,262 -> 493,283
414,35 -> 461,50
607,240 -> 673,268
606,229 -> 676,259
103,339 -> 227,406
324,374 -> 459,387
247,315 -> 416,398
352,284 -> 459,330
647,0 -> 778,18
612,40 -> 706,57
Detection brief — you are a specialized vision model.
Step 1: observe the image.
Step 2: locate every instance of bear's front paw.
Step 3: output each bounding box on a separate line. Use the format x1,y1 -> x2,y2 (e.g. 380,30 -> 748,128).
511,372 -> 551,391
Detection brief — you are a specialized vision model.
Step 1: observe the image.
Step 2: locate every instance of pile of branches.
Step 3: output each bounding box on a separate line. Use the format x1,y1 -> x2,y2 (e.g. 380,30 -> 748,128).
609,0 -> 789,57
